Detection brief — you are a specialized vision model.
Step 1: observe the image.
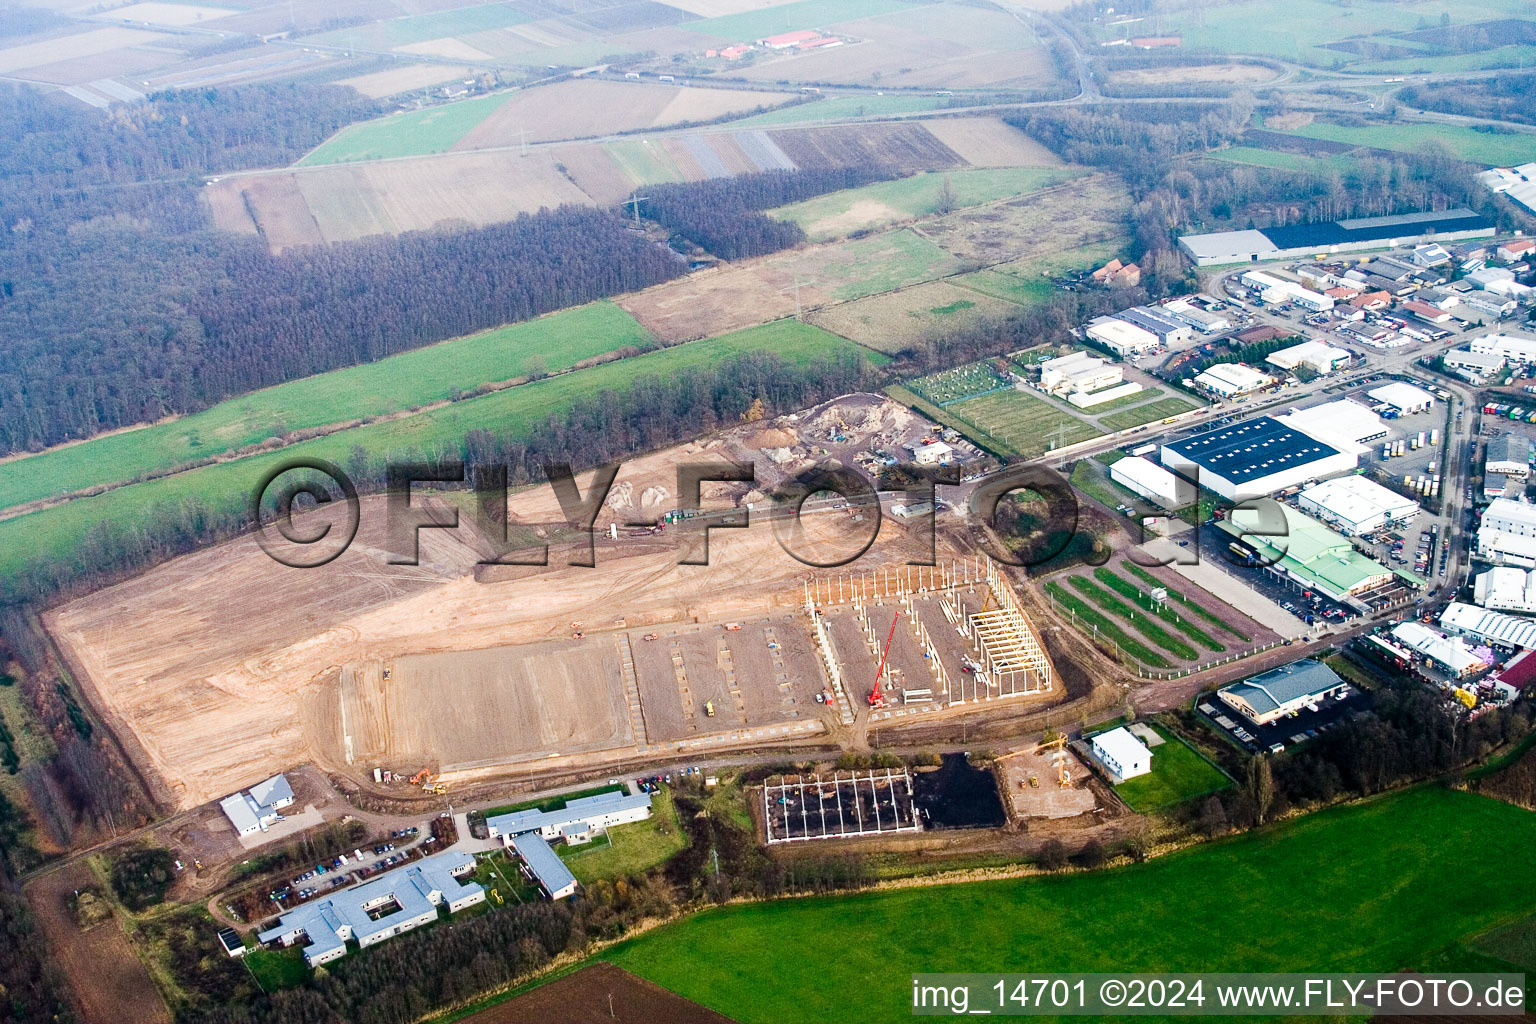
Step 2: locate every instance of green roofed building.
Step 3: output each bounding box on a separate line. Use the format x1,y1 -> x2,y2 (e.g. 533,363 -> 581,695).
1218,503 -> 1410,603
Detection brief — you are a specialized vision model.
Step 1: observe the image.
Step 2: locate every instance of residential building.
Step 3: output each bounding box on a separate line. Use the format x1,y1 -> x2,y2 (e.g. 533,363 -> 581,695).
1217,660 -> 1346,726
1497,238 -> 1536,262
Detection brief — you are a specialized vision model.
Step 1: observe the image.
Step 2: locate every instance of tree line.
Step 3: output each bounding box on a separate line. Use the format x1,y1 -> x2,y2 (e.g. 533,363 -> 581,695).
639,167 -> 897,260
1398,73 -> 1536,127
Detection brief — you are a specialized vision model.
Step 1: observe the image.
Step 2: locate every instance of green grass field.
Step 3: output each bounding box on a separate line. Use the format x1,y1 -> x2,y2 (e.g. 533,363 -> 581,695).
1043,581 -> 1168,668
0,302 -> 651,516
299,92 -> 512,164
244,947 -> 308,989
599,789 -> 1536,1023
603,140 -> 685,184
1078,387 -> 1167,415
0,320 -> 876,580
1100,395 -> 1201,432
1094,567 -> 1223,652
821,230 -> 962,302
559,788 -> 686,883
951,269 -> 1055,306
947,390 -> 1102,458
1066,575 -> 1200,660
1271,120 -> 1536,168
1471,911 -> 1536,972
1121,561 -> 1251,641
1207,146 -> 1348,173
1111,724 -> 1232,810
680,0 -> 911,43
1134,0 -> 1536,67
770,168 -> 1080,242
310,3 -> 531,51
734,94 -> 949,127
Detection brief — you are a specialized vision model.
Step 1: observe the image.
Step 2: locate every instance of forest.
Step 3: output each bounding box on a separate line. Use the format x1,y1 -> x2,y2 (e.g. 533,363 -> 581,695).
639,167 -> 897,260
1398,73 -> 1536,128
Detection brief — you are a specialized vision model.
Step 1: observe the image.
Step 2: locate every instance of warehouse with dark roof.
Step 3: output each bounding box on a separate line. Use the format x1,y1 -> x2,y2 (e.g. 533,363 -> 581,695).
1159,416 -> 1358,500
1178,209 -> 1495,266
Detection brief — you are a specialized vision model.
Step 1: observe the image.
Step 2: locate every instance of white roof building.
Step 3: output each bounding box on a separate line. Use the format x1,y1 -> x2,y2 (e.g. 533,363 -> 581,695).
1069,380 -> 1142,408
1478,499 -> 1536,567
1367,381 -> 1436,414
1479,165 -> 1536,216
1162,298 -> 1231,333
1469,333 -> 1536,363
1442,348 -> 1506,381
1090,726 -> 1152,780
219,774 -> 295,837
1474,567 -> 1536,614
1484,498 -> 1536,538
1391,621 -> 1485,677
908,440 -> 954,464
1193,362 -> 1276,398
1109,455 -> 1195,508
1275,400 -> 1385,451
1440,602 -> 1536,651
1265,340 -> 1352,375
1297,475 -> 1420,536
1086,317 -> 1158,356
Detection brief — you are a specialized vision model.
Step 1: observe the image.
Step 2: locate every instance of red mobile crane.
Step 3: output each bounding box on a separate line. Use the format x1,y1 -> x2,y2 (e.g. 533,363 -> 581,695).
869,610 -> 899,708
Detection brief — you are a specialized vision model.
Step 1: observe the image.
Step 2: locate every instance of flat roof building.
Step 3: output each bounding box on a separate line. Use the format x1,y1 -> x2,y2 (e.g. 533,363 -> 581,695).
1193,362 -> 1277,398
1265,340 -> 1351,375
1160,416 -> 1356,501
1487,434 -> 1533,479
257,851 -> 484,967
1085,316 -> 1158,356
1367,381 -> 1436,414
1442,348 -> 1506,382
1474,566 -> 1536,614
509,832 -> 579,901
1089,727 -> 1151,780
1178,209 -> 1494,266
487,789 -> 653,845
1391,621 -> 1486,677
1109,455 -> 1195,508
1469,333 -> 1536,364
1274,400 -> 1385,449
1218,659 -> 1346,726
1297,475 -> 1420,536
1162,298 -> 1231,333
1118,307 -> 1193,345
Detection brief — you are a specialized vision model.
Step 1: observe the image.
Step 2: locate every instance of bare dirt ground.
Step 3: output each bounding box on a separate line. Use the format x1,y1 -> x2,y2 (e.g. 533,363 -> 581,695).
1110,62 -> 1281,86
26,860 -> 171,1024
46,398 -> 972,810
0,25 -> 171,75
207,174 -> 325,251
922,116 -> 1064,168
1265,111 -> 1317,131
337,63 -> 475,99
462,962 -> 738,1024
555,142 -> 640,204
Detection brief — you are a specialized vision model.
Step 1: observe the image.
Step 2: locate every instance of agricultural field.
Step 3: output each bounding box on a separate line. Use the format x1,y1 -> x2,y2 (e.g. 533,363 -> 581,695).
921,117 -> 1066,169
809,281 -> 1020,354
770,167 -> 1081,242
0,302 -> 651,516
0,321 -> 874,580
1107,62 -> 1280,86
947,389 -> 1103,458
903,361 -> 1010,406
921,174 -> 1132,269
679,0 -> 911,43
1098,395 -> 1201,433
1265,119 -> 1536,168
1113,0 -> 1536,68
1110,724 -> 1232,811
334,64 -> 478,100
298,93 -> 514,164
602,789 -> 1536,1022
308,5 -> 533,52
732,94 -> 950,127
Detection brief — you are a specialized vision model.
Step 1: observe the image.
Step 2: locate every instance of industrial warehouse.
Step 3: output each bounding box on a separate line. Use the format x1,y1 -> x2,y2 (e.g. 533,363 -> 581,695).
1217,660 -> 1347,727
1297,476 -> 1421,536
1160,417 -> 1357,501
1178,209 -> 1495,266
1219,504 -> 1400,603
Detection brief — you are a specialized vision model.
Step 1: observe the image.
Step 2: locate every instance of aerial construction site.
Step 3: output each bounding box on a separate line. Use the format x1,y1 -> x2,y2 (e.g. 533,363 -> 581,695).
43,395 -> 1063,812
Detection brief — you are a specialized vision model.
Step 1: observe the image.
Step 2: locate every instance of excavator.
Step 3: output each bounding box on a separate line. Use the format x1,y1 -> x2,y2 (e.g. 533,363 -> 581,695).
408,768 -> 431,786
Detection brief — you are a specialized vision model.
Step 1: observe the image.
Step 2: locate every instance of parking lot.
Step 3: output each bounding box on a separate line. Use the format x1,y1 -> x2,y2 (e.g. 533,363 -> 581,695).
1197,686 -> 1365,753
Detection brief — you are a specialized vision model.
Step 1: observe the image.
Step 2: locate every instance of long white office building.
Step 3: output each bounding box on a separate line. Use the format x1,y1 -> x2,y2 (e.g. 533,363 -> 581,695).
1469,333 -> 1536,364
1441,602 -> 1536,651
1478,499 -> 1536,567
1474,567 -> 1536,614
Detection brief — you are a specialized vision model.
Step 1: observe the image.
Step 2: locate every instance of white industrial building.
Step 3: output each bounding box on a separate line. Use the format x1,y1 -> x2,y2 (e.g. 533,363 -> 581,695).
1069,380 -> 1143,408
1179,210 -> 1493,267
1478,498 -> 1536,567
1441,602 -> 1536,652
1109,455 -> 1195,508
1367,381 -> 1436,414
907,440 -> 954,465
1469,333 -> 1536,364
1274,400 -> 1386,449
1474,567 -> 1536,614
1297,475 -> 1420,536
1118,306 -> 1193,345
1193,362 -> 1276,398
1089,727 -> 1151,780
1479,164 -> 1536,216
1085,316 -> 1158,356
1040,351 -> 1122,395
1442,348 -> 1506,382
1240,269 -> 1293,293
1390,621 -> 1486,677
1288,287 -> 1334,312
1160,416 -> 1357,502
1265,339 -> 1351,375
219,775 -> 295,837
1162,298 -> 1231,333
486,789 -> 653,844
